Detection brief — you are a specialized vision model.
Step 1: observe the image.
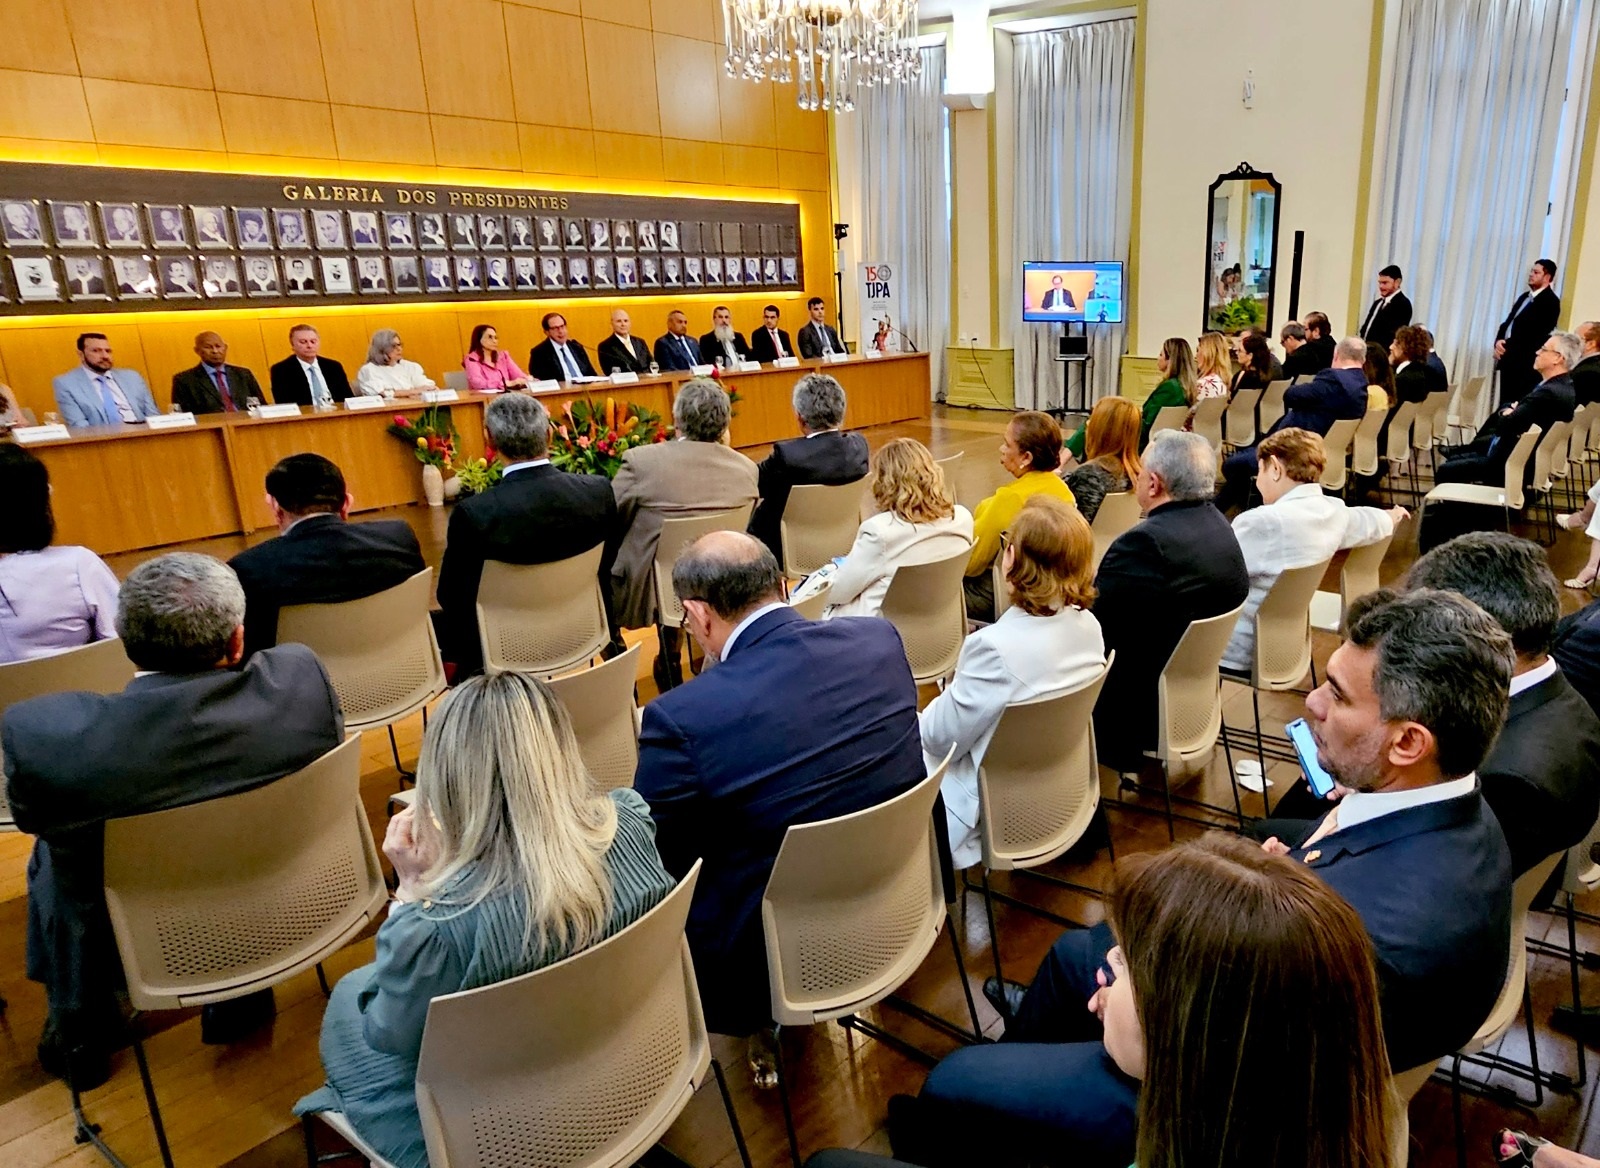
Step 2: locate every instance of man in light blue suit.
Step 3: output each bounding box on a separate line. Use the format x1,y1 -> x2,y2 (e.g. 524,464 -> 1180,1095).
52,333 -> 160,428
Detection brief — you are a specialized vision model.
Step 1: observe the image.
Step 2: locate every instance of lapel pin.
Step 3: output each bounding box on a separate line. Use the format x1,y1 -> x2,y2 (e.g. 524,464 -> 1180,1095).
1304,849 -> 1322,864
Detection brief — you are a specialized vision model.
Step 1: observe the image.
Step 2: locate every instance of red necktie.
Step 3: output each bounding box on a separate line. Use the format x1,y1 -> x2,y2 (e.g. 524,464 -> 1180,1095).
212,366 -> 235,411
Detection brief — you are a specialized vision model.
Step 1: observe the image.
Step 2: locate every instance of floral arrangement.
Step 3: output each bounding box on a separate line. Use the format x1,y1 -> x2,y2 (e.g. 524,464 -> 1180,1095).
455,456 -> 504,496
386,407 -> 459,469
550,397 -> 668,478
1210,295 -> 1267,333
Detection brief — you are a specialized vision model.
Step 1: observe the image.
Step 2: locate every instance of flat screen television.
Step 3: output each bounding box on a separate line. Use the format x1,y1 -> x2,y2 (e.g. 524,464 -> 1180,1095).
1021,260 -> 1124,324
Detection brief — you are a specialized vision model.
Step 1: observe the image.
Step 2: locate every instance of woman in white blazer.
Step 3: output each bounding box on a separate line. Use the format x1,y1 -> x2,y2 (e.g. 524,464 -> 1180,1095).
1222,427 -> 1408,671
921,495 -> 1105,870
824,438 -> 973,618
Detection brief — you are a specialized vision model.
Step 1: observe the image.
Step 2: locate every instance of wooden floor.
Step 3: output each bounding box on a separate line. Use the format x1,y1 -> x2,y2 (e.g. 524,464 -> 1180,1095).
5,403 -> 1600,1167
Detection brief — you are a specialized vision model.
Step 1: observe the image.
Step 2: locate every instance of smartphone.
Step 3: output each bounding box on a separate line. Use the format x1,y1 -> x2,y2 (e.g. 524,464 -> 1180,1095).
1285,717 -> 1337,799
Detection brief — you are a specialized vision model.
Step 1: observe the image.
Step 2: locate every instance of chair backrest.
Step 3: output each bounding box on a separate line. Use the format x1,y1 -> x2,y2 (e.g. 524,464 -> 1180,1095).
978,654 -> 1113,871
1258,379 -> 1291,432
1340,534 -> 1392,613
1498,424 -> 1541,511
1462,851 -> 1564,1058
1319,417 -> 1360,490
935,451 -> 964,506
1349,405 -> 1388,478
879,545 -> 970,686
1532,419 -> 1571,491
653,504 -> 755,629
991,530 -> 1012,619
1586,403 -> 1600,455
443,370 -> 470,392
788,589 -> 830,621
1428,387 -> 1453,441
1455,374 -> 1488,432
1562,405 -> 1589,472
1147,404 -> 1189,439
1382,400 -> 1419,470
1252,558 -> 1333,690
762,759 -> 950,1026
1189,395 -> 1227,450
415,863 -> 709,1168
1152,602 -> 1245,779
476,547 -> 609,678
1412,391 -> 1450,452
1091,491 -> 1143,571
545,644 -> 641,792
1225,388 -> 1262,447
781,480 -> 869,578
277,569 -> 446,730
103,736 -> 386,1010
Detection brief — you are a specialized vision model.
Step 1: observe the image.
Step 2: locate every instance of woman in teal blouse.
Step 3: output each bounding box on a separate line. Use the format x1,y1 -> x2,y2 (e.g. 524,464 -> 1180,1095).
1065,337 -> 1197,461
296,673 -> 676,1168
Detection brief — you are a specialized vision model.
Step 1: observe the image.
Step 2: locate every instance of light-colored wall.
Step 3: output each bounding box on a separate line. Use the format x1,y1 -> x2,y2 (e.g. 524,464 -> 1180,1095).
0,0 -> 833,418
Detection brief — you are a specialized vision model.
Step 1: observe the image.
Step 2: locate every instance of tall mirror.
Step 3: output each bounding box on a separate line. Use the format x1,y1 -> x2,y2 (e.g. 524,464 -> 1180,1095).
1204,163 -> 1282,334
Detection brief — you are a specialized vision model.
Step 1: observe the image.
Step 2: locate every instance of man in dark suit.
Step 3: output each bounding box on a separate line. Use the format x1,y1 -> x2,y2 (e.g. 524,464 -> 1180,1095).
269,324 -> 353,407
1040,275 -> 1075,311
1495,259 -> 1562,405
749,304 -> 794,363
1358,264 -> 1413,350
797,296 -> 845,358
700,304 -> 751,366
436,394 -> 615,677
171,331 -> 265,415
652,310 -> 704,371
596,308 -> 654,375
527,311 -> 597,383
747,372 -> 870,563
228,454 -> 425,660
1554,597 -> 1600,718
1570,321 -> 1600,406
634,530 -> 924,1037
1281,311 -> 1335,380
4,553 -> 343,1089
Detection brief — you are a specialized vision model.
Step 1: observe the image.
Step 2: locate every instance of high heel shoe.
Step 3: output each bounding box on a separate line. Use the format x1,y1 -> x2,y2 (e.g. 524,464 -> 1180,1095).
1557,512 -> 1588,531
1564,571 -> 1598,590
1494,1128 -> 1551,1167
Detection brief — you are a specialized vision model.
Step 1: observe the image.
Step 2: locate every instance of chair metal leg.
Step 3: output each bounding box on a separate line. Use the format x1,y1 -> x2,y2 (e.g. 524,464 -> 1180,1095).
979,869 -> 1006,1004
947,909 -> 984,1040
1452,1055 -> 1466,1168
386,725 -> 414,782
1251,688 -> 1270,816
709,1056 -> 755,1168
316,962 -> 331,996
132,1030 -> 176,1168
771,1025 -> 802,1168
1524,980 -> 1545,1109
299,1115 -> 366,1165
1569,894 -> 1588,1088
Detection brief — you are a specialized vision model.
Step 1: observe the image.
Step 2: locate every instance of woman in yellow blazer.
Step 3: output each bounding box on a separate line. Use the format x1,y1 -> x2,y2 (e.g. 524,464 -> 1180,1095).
964,410 -> 1075,621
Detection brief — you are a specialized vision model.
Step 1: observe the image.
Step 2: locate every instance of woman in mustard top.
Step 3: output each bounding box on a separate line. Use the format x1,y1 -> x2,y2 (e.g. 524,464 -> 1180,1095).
1064,337 -> 1197,461
963,410 -> 1075,621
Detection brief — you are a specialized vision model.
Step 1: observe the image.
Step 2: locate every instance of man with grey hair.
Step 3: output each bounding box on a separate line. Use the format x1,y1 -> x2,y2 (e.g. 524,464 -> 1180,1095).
437,393 -> 616,676
4,553 -> 342,1088
1093,431 -> 1248,773
747,371 -> 870,562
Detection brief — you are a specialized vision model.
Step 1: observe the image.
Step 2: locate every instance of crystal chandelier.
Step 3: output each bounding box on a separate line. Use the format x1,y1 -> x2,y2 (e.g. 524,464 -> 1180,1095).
722,0 -> 922,113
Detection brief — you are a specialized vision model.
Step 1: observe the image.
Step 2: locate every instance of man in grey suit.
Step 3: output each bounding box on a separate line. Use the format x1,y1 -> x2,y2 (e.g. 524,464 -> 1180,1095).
4,553 -> 344,1089
52,332 -> 160,427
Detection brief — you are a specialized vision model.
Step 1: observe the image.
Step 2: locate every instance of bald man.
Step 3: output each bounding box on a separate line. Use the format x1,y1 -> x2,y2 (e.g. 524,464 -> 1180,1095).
171,332 -> 265,415
596,308 -> 653,376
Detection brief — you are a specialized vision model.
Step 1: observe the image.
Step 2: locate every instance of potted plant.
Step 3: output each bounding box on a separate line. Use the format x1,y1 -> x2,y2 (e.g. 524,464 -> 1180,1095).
386,407 -> 460,505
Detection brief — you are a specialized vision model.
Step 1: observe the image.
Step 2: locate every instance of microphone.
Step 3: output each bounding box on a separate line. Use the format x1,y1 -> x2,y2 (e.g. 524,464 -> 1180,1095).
891,326 -> 919,353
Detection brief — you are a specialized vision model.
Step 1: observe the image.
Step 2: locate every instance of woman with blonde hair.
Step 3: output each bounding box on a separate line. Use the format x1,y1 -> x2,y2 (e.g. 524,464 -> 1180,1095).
1063,397 -> 1142,523
1064,338 -> 1198,461
296,672 -> 675,1168
1190,332 -> 1232,416
821,437 -> 973,618
923,494 -> 1104,869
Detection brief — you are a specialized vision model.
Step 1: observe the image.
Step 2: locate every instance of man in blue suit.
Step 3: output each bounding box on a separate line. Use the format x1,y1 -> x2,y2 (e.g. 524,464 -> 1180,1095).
652,310 -> 705,371
52,332 -> 160,428
634,531 -> 925,1040
890,588 -> 1514,1168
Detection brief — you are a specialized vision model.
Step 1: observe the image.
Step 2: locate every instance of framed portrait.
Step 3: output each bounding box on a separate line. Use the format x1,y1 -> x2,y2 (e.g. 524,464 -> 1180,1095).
639,255 -> 661,288
567,256 -> 589,289
274,208 -> 311,249
744,257 -> 762,284
562,218 -> 586,251
509,216 -> 534,250
723,255 -> 743,286
540,255 -> 565,291
762,257 -> 779,285
781,257 -> 798,283
281,255 -> 317,294
513,257 -> 538,291
612,219 -> 635,251
349,211 -> 382,249
192,206 -> 231,248
49,201 -> 97,248
0,199 -> 44,246
423,256 -> 452,293
356,255 -> 388,294
62,255 -> 109,300
202,255 -> 243,297
455,255 -> 482,291
684,256 -> 703,287
148,205 -> 189,247
417,213 -> 448,250
659,221 -> 680,252
448,213 -> 477,249
477,215 -> 506,249
661,256 -> 682,287
320,255 -> 354,295
235,208 -> 273,250
159,256 -> 201,298
384,212 -> 414,249
591,255 -> 614,289
485,255 -> 513,291
11,256 -> 58,301
111,255 -> 158,299
244,255 -> 281,296
310,209 -> 345,249
704,256 -> 723,286
588,219 -> 609,250
536,216 -> 561,250
616,256 -> 638,289
101,202 -> 144,248
391,256 -> 421,293
637,220 -> 658,251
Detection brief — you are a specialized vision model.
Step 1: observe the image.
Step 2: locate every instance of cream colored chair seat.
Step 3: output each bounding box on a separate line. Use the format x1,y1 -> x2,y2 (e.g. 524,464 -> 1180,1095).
476,546 -> 609,677
780,480 -> 869,579
546,643 -> 642,792
879,544 -> 971,686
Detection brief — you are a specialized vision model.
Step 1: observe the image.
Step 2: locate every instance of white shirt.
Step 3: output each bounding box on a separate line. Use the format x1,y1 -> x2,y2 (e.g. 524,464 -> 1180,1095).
501,458 -> 550,476
721,601 -> 788,660
354,359 -> 435,397
1333,774 -> 1478,835
1509,656 -> 1558,697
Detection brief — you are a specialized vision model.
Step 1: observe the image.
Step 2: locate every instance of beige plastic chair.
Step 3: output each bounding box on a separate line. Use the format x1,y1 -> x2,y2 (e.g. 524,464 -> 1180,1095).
1349,404 -> 1388,481
1381,399 -> 1420,500
0,638 -> 135,831
1258,379 -> 1291,433
1318,417 -> 1360,492
1310,533 -> 1394,634
652,504 -> 755,686
1189,395 -> 1227,452
1449,374 -> 1488,442
443,370 -> 469,392
476,547 -> 609,678
990,531 -> 1012,619
935,450 -> 965,507
788,587 -> 831,621
546,644 -> 642,792
277,569 -> 446,777
1090,490 -> 1142,571
1391,1061 -> 1437,1166
1223,387 -> 1262,450
100,736 -> 385,1168
879,544 -> 970,685
1420,424 -> 1541,533
1146,404 -> 1189,439
780,480 -> 869,579
1424,389 -> 1453,462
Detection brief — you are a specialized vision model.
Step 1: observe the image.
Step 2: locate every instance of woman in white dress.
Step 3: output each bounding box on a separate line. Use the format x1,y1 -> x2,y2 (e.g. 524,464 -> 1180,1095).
354,329 -> 436,397
823,438 -> 973,618
921,494 -> 1106,870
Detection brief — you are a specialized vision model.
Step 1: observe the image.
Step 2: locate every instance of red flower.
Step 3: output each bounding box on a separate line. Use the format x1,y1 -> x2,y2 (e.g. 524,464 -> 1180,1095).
393,415 -> 409,427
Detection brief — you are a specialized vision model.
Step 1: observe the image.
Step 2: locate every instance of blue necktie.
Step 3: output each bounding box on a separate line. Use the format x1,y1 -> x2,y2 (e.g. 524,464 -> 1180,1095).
95,375 -> 121,424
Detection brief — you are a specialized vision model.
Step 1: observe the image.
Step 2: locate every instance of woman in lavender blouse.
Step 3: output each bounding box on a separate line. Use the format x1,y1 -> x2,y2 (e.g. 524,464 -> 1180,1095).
0,445 -> 120,664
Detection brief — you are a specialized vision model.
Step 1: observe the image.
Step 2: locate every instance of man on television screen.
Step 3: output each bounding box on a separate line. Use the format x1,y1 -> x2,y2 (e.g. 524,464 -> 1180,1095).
1041,274 -> 1075,312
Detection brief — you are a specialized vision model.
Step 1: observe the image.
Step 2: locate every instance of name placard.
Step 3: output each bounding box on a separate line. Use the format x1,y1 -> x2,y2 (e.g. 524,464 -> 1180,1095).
822,351 -> 851,364
254,403 -> 303,419
11,423 -> 70,444
528,379 -> 561,392
865,349 -> 884,359
774,356 -> 802,369
737,360 -> 763,373
146,412 -> 196,429
609,370 -> 640,384
421,388 -> 460,403
689,363 -> 715,376
344,395 -> 387,411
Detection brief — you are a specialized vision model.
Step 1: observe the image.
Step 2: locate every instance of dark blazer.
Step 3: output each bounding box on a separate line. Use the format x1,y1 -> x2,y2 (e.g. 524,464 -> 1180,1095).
171,362 -> 264,415
1394,362 -> 1433,406
1496,288 -> 1562,402
1484,373 -> 1576,467
228,514 -> 425,660
1554,600 -> 1600,718
748,430 -> 871,562
528,338 -> 597,383
700,330 -> 751,365
653,332 -> 703,372
1272,365 -> 1368,436
3,644 -> 343,1013
1358,290 -> 1413,350
634,607 -> 925,1034
269,355 -> 352,406
749,326 -> 795,363
797,320 -> 844,359
596,333 -> 652,376
436,464 -> 616,676
1281,787 -> 1512,1071
1282,336 -> 1334,381
1093,499 -> 1249,772
1570,353 -> 1600,407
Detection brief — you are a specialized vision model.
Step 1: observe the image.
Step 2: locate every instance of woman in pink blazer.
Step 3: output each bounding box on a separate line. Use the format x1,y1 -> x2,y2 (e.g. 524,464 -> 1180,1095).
462,324 -> 529,391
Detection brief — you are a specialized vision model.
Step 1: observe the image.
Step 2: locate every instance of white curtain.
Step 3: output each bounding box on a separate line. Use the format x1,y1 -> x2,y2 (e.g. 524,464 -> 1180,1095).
1011,19 -> 1136,408
1372,0 -> 1599,395
857,45 -> 951,396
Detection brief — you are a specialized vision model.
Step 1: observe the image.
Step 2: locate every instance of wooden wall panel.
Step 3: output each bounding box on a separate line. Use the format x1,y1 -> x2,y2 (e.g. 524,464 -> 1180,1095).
218,94 -> 340,160
65,0 -> 213,89
0,0 -> 81,76
506,8 -> 592,129
431,115 -> 523,171
82,80 -> 225,151
0,70 -> 94,143
199,0 -> 329,103
313,0 -> 428,111
414,0 -> 516,122
655,35 -> 722,143
651,0 -> 719,42
584,23 -> 661,136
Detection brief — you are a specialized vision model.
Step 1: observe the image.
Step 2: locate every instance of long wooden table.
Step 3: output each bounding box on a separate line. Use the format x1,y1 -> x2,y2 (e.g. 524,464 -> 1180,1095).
19,352 -> 930,556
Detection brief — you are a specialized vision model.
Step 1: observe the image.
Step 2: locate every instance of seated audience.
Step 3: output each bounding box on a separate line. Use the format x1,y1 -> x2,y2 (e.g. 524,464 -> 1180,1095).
749,304 -> 794,363
461,323 -> 528,391
1066,337 -> 1193,462
436,394 -> 615,677
270,324 -> 353,407
171,331 -> 264,415
295,671 -> 674,1168
1189,331 -> 1231,421
1554,596 -> 1600,717
596,308 -> 653,375
227,454 -> 425,660
925,495 -> 1102,869
0,382 -> 24,427
701,305 -> 752,366
4,553 -> 342,1088
890,834 -> 1395,1168
748,372 -> 870,563
653,310 -> 705,372
354,329 -> 435,397
965,411 -> 1075,623
1364,340 -> 1395,411
1571,320 -> 1600,406
1230,329 -> 1277,394
53,332 -> 159,427
1277,321 -> 1308,379
1094,431 -> 1248,773
1062,397 -> 1141,524
0,445 -> 119,664
1391,324 -> 1439,406
634,531 -> 924,1050
1222,428 -> 1404,671
822,438 -> 973,619
1282,310 -> 1334,379
1420,324 -> 1451,383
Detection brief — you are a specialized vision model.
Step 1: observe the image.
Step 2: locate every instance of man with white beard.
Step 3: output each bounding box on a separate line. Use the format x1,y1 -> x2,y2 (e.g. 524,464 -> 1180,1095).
699,305 -> 752,366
